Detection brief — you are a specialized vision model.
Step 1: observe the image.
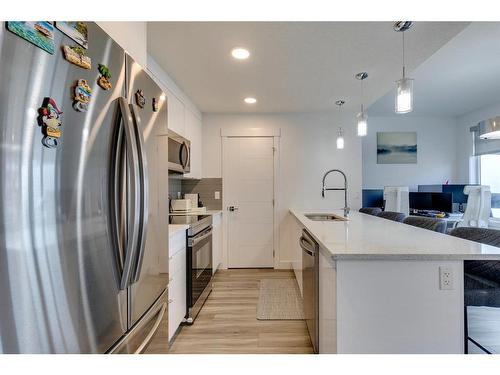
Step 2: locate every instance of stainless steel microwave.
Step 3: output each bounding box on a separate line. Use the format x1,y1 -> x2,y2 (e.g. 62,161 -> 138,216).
168,130 -> 191,173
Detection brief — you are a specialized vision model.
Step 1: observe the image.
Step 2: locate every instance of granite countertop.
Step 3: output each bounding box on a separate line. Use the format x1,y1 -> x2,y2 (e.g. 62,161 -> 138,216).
169,224 -> 189,237
290,209 -> 500,260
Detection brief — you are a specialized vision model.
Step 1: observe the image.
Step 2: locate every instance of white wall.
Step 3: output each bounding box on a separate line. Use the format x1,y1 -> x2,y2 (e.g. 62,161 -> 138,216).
97,22 -> 147,67
362,116 -> 461,190
202,113 -> 362,267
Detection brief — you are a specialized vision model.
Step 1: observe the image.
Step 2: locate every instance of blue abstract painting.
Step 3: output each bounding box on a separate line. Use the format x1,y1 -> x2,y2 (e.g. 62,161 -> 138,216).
377,132 -> 417,164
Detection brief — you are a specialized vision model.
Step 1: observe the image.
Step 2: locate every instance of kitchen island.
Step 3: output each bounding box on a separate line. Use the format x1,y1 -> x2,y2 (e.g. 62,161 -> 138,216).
289,209 -> 500,354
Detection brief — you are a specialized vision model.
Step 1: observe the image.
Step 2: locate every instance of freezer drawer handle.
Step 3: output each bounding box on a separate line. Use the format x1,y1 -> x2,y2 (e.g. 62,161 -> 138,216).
134,302 -> 167,354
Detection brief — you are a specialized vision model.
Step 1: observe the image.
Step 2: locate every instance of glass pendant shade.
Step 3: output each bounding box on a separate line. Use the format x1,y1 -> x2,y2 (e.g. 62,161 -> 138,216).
357,110 -> 368,137
395,77 -> 414,114
336,128 -> 344,149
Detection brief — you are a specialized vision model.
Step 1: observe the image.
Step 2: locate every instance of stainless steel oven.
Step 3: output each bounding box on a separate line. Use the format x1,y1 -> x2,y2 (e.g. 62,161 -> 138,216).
168,129 -> 190,173
170,215 -> 213,324
168,214 -> 213,324
186,222 -> 212,323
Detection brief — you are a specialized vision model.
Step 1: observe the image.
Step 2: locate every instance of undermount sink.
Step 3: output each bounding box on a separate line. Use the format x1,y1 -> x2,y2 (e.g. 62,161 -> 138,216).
304,213 -> 348,222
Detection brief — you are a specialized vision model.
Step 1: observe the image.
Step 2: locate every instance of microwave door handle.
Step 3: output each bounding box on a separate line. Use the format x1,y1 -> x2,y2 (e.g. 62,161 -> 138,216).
118,97 -> 141,290
129,104 -> 150,283
179,142 -> 187,169
184,141 -> 190,169
178,142 -> 184,168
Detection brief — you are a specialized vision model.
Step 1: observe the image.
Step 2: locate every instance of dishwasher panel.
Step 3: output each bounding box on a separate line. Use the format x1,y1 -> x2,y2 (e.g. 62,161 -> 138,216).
300,229 -> 319,353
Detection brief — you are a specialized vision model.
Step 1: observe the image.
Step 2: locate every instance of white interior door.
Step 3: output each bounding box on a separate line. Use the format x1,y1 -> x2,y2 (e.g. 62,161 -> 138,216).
223,137 -> 275,268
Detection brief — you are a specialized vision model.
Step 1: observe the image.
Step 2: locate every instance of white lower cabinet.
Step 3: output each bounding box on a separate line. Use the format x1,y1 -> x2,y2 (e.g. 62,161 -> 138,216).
168,230 -> 187,341
212,213 -> 223,274
319,249 -> 337,354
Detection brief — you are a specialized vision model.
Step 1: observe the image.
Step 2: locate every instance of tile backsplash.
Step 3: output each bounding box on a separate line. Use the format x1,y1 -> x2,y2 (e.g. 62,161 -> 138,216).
182,178 -> 223,210
168,173 -> 183,199
167,176 -> 223,210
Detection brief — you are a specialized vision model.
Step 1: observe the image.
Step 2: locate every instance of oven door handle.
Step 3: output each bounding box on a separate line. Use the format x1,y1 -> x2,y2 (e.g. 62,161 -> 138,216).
189,228 -> 213,247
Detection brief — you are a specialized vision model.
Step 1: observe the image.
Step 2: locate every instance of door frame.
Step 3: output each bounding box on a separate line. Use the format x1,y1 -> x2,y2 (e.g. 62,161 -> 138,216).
221,127 -> 281,269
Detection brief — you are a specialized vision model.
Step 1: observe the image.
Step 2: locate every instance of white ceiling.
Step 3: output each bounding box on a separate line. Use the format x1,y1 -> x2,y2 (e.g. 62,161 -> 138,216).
368,22 -> 500,117
147,22 -> 468,114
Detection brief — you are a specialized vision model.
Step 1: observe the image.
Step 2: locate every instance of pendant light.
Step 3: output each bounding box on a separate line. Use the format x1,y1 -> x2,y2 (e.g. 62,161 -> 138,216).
335,100 -> 345,149
478,117 -> 500,139
355,72 -> 368,136
394,21 -> 414,114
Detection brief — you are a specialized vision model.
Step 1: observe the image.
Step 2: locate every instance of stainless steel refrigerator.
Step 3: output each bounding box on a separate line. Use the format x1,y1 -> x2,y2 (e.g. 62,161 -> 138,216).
0,22 -> 169,353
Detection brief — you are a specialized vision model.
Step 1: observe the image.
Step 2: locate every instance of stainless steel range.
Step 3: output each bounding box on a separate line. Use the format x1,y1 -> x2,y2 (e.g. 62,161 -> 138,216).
169,215 -> 213,324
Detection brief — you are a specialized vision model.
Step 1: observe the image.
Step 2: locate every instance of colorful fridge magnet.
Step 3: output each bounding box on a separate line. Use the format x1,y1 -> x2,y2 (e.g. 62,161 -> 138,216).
152,98 -> 159,112
135,89 -> 146,108
72,79 -> 92,112
6,21 -> 55,54
97,64 -> 112,90
62,45 -> 92,69
55,22 -> 88,49
37,97 -> 63,148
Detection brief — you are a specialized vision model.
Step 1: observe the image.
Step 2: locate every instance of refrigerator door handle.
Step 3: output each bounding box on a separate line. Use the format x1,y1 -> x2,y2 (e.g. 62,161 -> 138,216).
110,119 -> 126,274
117,97 -> 142,290
129,104 -> 150,283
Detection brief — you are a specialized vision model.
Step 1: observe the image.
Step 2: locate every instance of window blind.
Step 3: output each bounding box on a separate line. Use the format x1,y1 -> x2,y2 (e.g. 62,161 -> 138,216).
470,125 -> 500,156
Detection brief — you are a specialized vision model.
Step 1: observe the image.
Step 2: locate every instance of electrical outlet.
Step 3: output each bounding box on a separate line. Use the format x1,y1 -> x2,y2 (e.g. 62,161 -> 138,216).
439,267 -> 454,290
215,191 -> 220,200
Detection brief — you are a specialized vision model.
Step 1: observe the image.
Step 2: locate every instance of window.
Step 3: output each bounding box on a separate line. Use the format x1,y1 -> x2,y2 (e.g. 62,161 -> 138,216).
480,154 -> 500,218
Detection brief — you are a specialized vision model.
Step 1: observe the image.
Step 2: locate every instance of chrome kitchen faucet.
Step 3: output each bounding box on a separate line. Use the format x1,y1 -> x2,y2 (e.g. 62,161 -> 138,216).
321,169 -> 350,217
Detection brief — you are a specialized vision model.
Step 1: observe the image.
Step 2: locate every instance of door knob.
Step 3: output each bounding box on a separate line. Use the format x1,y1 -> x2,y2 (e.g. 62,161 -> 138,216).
227,206 -> 239,212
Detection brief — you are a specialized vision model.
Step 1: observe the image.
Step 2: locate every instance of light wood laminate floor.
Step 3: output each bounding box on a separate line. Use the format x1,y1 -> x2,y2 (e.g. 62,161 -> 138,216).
168,269 -> 314,354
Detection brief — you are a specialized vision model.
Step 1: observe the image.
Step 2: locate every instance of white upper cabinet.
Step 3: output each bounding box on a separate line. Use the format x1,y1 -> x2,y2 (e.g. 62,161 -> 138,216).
146,56 -> 202,178
167,90 -> 185,137
184,108 -> 202,179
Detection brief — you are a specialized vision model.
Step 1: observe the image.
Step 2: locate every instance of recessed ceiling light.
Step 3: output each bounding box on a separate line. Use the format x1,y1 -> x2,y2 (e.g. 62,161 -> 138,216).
231,47 -> 250,60
244,97 -> 257,104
